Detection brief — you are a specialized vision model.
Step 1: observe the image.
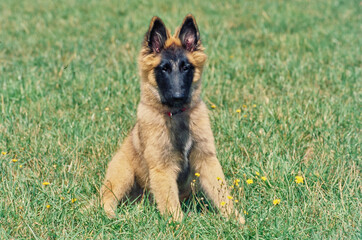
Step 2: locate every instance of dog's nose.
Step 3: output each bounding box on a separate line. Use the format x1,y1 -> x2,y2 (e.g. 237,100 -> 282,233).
172,92 -> 186,102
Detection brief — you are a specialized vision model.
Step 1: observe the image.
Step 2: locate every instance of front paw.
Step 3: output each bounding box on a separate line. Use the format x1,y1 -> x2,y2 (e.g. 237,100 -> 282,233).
172,210 -> 184,222
101,194 -> 118,219
104,203 -> 117,219
234,210 -> 245,225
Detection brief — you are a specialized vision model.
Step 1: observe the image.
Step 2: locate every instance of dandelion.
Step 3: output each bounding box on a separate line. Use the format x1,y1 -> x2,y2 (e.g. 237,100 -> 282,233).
19,165 -> 23,168
253,104 -> 256,108
220,201 -> 226,206
255,171 -> 260,176
192,179 -> 196,183
273,199 -> 281,205
211,104 -> 216,109
105,107 -> 110,111
242,104 -> 247,108
216,177 -> 222,181
246,179 -> 253,184
243,210 -> 248,215
227,196 -> 233,200
71,198 -> 77,203
46,205 -> 51,209
234,200 -> 239,203
236,109 -> 241,113
42,182 -> 50,186
234,179 -> 240,186
1,152 -> 7,155
295,176 -> 304,184
12,159 -> 18,163
243,114 -> 247,118
261,176 -> 267,181
194,173 -> 200,177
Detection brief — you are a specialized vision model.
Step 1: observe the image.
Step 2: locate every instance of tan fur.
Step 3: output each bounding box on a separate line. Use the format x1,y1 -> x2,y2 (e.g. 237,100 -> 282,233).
101,14 -> 245,224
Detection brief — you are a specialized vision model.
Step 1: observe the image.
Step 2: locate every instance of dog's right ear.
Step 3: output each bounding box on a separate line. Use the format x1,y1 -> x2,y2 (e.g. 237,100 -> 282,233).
146,17 -> 168,53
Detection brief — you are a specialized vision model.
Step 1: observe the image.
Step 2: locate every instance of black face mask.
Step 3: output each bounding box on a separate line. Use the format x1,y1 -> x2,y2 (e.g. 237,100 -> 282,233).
154,47 -> 195,108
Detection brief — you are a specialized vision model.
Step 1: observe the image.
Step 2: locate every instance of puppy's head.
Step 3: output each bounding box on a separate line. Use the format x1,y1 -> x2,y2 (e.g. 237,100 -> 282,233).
139,15 -> 207,109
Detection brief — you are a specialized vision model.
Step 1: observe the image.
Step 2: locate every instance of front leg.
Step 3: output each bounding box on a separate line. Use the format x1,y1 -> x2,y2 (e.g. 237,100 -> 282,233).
148,166 -> 183,222
137,108 -> 184,222
192,153 -> 245,224
189,101 -> 245,224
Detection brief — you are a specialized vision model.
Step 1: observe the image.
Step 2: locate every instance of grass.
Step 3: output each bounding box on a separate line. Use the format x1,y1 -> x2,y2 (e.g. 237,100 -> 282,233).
0,0 -> 361,238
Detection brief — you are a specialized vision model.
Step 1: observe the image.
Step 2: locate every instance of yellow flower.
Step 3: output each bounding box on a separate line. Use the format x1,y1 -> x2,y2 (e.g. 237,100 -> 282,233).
71,198 -> 77,203
211,104 -> 216,109
273,199 -> 281,205
105,107 -> 110,111
42,182 -> 50,186
60,196 -> 65,200
234,200 -> 239,203
236,109 -> 241,113
253,104 -> 256,108
12,159 -> 18,162
195,173 -> 200,177
295,176 -> 304,184
1,152 -> 7,155
246,179 -> 253,184
243,210 -> 248,215
234,179 -> 240,186
19,165 -> 23,168
243,114 -> 247,118
242,104 -> 247,108
255,171 -> 260,176
46,205 -> 51,209
261,176 -> 267,181
220,201 -> 226,206
227,196 -> 233,200
216,177 -> 222,181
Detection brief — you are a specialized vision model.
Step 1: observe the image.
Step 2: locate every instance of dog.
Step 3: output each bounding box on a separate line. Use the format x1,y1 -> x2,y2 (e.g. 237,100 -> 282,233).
101,14 -> 245,224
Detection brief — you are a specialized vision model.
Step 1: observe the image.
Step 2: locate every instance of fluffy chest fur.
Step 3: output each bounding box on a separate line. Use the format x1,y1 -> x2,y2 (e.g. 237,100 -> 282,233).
167,114 -> 193,183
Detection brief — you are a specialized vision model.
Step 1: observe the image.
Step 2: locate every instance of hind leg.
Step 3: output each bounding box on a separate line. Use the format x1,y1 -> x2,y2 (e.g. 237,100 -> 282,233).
101,137 -> 135,218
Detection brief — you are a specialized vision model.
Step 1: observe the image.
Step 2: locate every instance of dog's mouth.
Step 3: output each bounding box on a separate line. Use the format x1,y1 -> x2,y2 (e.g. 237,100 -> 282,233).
168,94 -> 192,108
163,98 -> 189,108
159,90 -> 191,108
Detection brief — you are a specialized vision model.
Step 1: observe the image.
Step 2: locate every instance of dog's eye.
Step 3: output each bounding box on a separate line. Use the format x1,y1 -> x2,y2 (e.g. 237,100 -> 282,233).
180,63 -> 190,72
162,65 -> 170,72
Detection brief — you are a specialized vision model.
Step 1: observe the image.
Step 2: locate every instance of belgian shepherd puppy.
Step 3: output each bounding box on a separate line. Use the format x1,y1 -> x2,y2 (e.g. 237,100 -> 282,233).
101,14 -> 245,224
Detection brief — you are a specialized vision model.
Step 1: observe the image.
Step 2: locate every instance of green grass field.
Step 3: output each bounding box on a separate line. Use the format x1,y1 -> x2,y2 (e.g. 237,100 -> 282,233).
0,0 -> 361,238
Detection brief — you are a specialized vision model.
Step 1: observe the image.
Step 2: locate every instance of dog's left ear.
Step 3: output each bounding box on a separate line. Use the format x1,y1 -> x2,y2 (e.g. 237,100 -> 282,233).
178,14 -> 200,52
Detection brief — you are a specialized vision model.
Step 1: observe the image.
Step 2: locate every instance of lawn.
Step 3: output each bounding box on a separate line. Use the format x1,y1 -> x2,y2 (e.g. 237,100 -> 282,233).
0,0 -> 361,239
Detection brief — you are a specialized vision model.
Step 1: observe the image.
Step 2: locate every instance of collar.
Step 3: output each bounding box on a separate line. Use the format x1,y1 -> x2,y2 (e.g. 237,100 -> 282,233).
167,107 -> 187,118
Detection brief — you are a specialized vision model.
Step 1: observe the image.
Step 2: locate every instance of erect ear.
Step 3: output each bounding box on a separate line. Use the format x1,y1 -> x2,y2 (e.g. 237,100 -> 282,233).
178,14 -> 200,52
146,16 -> 168,53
